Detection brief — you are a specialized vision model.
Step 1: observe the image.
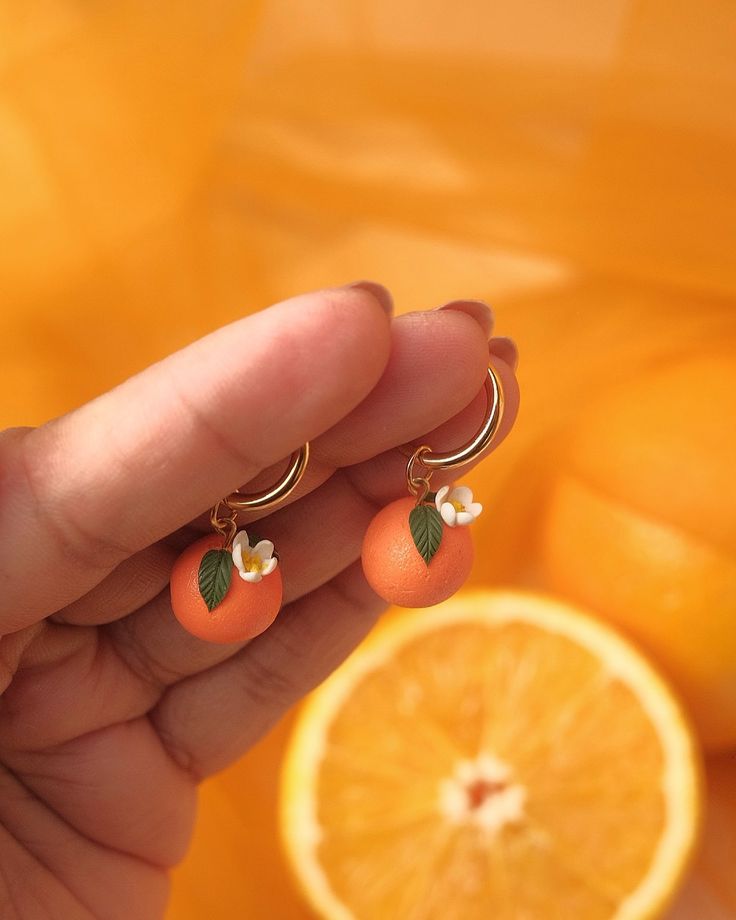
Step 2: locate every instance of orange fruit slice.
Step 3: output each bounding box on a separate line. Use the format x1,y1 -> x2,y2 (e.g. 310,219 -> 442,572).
280,591 -> 701,919
361,497 -> 474,607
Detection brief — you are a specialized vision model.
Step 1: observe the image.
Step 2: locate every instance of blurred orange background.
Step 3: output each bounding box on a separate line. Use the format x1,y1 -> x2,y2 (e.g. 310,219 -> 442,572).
1,1 -> 734,917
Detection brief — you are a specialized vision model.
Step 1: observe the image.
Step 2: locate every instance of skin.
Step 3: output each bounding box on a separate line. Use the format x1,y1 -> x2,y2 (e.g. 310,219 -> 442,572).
0,283 -> 519,919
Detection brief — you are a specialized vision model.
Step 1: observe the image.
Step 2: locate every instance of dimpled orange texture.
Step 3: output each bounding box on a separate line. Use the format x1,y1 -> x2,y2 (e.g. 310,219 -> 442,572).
170,534 -> 283,644
361,497 -> 473,607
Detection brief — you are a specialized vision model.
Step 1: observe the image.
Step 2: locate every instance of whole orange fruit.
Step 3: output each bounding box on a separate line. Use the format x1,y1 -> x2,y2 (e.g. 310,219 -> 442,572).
361,497 -> 473,607
170,533 -> 283,644
538,352 -> 736,750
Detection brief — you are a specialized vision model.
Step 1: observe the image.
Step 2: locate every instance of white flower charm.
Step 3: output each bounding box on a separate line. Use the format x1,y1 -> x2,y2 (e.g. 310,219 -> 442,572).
435,484 -> 483,527
231,530 -> 278,583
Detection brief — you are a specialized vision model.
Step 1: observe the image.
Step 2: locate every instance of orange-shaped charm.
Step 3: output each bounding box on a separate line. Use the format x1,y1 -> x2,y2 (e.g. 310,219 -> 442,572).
169,444 -> 309,643
362,496 -> 474,607
361,365 -> 503,609
170,532 -> 283,644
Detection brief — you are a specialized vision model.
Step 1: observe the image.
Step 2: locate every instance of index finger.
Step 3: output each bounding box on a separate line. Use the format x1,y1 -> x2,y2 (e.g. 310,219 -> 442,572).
0,285 -> 392,631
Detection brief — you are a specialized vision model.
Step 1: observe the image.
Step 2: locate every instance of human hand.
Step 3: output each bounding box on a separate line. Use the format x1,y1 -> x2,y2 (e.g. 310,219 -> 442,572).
0,283 -> 519,919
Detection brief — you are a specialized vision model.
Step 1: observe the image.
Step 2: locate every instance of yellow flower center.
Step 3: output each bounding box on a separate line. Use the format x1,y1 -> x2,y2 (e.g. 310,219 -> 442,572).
242,551 -> 265,574
451,499 -> 466,513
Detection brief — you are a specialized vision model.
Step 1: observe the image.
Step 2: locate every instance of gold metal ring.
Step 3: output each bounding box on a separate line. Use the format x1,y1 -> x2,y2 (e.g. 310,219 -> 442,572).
400,365 -> 504,470
405,444 -> 433,503
224,443 -> 310,511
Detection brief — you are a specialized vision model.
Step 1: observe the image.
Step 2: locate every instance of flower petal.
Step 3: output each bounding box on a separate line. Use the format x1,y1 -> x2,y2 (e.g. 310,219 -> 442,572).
252,539 -> 275,561
440,502 -> 457,526
232,530 -> 249,552
451,486 -> 473,505
435,485 -> 450,511
240,570 -> 262,583
456,510 -> 475,526
232,531 -> 248,571
261,557 -> 278,576
232,543 -> 245,572
468,502 -> 483,518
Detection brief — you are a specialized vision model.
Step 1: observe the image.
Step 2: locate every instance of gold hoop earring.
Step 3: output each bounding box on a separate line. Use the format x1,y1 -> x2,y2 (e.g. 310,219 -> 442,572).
362,366 -> 504,608
169,443 -> 310,644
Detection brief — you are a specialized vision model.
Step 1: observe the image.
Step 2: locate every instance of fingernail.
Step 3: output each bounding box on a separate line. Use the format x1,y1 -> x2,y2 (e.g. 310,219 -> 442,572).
436,299 -> 494,338
344,280 -> 394,316
489,335 -> 519,371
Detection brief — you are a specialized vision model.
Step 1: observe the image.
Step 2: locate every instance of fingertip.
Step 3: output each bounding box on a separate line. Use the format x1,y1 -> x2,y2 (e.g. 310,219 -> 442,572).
428,308 -> 493,390
436,299 -> 494,338
268,285 -> 393,432
394,306 -> 490,426
489,335 -> 519,372
326,284 -> 394,391
342,280 -> 394,317
278,284 -> 393,385
488,350 -> 521,443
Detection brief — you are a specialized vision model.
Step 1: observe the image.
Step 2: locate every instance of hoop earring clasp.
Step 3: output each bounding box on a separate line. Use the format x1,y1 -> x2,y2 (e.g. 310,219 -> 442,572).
210,443 -> 310,548
225,443 -> 310,510
401,365 -> 504,471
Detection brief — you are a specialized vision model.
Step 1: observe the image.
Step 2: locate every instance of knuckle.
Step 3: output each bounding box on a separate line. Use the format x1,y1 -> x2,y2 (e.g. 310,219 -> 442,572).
240,650 -> 300,710
109,609 -> 184,691
171,382 -> 261,479
51,507 -> 132,573
153,719 -> 203,782
16,429 -> 132,573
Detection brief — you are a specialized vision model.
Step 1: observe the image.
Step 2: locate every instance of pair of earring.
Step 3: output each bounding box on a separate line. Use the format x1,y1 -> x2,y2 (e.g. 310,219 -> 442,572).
170,366 -> 503,644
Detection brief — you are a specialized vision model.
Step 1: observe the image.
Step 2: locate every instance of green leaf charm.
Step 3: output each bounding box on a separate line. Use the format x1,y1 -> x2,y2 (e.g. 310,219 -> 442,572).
409,504 -> 444,566
198,549 -> 233,611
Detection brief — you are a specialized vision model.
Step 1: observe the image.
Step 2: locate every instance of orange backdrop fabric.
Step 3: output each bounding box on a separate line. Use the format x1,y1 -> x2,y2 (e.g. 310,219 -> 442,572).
1,2 -> 735,918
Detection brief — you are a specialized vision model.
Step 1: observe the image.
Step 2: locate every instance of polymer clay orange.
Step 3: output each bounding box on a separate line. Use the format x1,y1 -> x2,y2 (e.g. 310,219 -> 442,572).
170,533 -> 283,644
361,497 -> 474,608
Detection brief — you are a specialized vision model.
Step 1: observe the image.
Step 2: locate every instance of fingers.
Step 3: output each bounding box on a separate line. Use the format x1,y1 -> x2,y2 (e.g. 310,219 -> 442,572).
8,343 -> 518,752
59,346 -> 518,709
435,300 -> 494,337
346,350 -> 520,507
1,473 -> 374,752
53,307 -> 498,627
489,335 -> 519,371
101,351 -> 518,718
3,352 -> 517,750
0,285 -> 392,632
2,719 -> 196,869
101,471 -> 378,695
0,764 -> 170,920
149,561 -> 384,779
243,334 -> 518,515
52,543 -> 179,626
190,315 -> 509,527
312,307 -> 492,468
